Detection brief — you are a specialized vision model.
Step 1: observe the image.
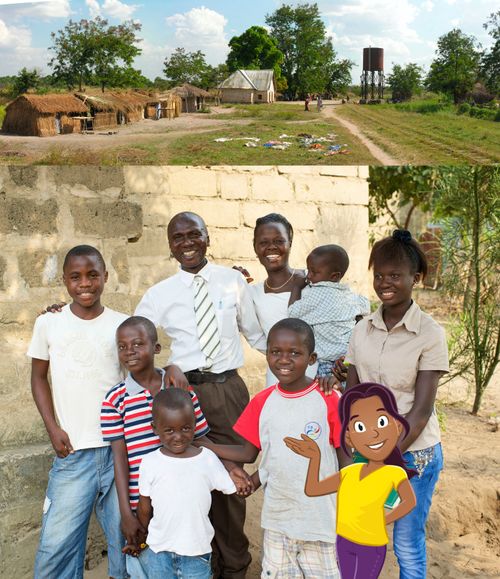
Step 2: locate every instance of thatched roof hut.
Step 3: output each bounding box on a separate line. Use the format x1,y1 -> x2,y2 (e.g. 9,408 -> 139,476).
2,94 -> 88,137
74,92 -> 120,130
74,91 -> 148,128
141,91 -> 182,120
170,83 -> 211,112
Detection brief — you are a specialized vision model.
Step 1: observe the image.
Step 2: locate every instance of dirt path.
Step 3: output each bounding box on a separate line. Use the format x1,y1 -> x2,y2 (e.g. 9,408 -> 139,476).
321,102 -> 401,165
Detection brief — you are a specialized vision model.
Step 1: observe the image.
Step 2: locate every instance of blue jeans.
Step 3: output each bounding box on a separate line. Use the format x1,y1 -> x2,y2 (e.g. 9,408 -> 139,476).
149,550 -> 211,579
393,443 -> 443,579
126,548 -> 152,579
34,447 -> 127,579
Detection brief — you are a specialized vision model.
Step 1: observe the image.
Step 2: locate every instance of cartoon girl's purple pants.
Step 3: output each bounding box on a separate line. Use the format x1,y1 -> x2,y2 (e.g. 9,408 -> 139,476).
336,535 -> 386,579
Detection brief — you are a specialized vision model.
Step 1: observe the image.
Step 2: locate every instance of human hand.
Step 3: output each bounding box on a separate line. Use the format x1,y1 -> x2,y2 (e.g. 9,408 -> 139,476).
332,356 -> 348,383
232,265 -> 254,283
229,465 -> 254,497
48,425 -> 74,458
284,434 -> 321,460
122,543 -> 141,557
39,302 -> 66,316
163,365 -> 189,390
121,512 -> 146,549
317,374 -> 342,396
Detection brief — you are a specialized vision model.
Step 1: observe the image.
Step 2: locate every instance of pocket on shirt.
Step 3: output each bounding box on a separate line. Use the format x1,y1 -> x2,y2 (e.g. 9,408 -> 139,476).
215,299 -> 238,339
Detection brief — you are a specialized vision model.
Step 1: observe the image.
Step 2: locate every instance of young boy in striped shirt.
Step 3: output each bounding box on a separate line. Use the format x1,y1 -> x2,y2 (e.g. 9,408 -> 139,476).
101,316 -> 250,578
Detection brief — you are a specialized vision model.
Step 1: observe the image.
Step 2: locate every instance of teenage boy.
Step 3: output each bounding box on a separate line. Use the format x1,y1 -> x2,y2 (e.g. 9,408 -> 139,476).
135,212 -> 267,579
200,318 -> 343,578
101,316 -> 251,579
28,245 -> 127,579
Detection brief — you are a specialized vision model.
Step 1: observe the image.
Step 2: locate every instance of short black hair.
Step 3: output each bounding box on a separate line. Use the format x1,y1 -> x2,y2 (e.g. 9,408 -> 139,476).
152,388 -> 195,422
254,213 -> 294,245
309,244 -> 349,276
167,212 -> 208,235
63,245 -> 106,272
369,229 -> 428,278
267,318 -> 315,354
117,316 -> 158,344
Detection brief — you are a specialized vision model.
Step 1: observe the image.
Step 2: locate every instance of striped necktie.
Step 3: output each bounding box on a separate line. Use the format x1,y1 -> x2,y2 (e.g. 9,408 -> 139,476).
193,275 -> 221,369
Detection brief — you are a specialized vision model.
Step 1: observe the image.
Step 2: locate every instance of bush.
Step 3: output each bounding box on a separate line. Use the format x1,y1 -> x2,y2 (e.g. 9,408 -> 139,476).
495,109 -> 500,122
469,107 -> 496,120
457,102 -> 471,115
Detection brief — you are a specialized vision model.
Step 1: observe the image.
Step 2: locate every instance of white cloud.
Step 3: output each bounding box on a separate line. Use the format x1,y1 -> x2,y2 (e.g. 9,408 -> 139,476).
20,0 -> 71,18
85,0 -> 100,18
451,18 -> 460,26
165,7 -> 229,64
0,17 -> 50,74
0,17 -> 30,47
421,1 -> 434,11
102,0 -> 138,20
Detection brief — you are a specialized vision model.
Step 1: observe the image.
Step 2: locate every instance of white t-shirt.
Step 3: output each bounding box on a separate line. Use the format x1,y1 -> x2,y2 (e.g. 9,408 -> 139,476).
139,447 -> 236,556
27,305 -> 127,450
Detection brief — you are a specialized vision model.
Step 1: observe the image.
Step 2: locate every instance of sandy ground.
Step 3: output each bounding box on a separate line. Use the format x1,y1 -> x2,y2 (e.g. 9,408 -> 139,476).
86,373 -> 499,578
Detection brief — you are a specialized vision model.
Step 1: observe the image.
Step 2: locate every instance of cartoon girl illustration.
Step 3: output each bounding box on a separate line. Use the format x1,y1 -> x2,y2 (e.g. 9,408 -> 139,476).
285,382 -> 417,579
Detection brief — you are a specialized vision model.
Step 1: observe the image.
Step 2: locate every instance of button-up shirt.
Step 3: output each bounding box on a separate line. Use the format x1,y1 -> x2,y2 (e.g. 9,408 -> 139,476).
345,301 -> 449,451
135,261 -> 267,373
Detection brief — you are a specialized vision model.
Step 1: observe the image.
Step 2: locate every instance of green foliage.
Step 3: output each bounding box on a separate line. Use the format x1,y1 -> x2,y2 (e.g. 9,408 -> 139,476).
368,166 -> 439,229
495,109 -> 500,122
387,63 -> 424,101
457,102 -> 471,115
480,11 -> 500,95
265,3 -> 341,99
426,28 -> 481,104
49,17 -> 143,91
325,58 -> 354,96
468,106 -> 496,120
163,48 -> 212,88
0,104 -> 5,128
12,67 -> 42,96
434,166 -> 500,415
392,99 -> 452,114
227,26 -> 284,80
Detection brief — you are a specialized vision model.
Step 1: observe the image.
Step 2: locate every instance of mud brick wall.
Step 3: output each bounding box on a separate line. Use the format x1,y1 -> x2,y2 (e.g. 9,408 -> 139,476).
0,165 -> 370,577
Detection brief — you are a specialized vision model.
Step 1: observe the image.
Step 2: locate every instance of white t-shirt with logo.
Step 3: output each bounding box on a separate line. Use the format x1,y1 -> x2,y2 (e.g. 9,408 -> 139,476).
27,305 -> 127,450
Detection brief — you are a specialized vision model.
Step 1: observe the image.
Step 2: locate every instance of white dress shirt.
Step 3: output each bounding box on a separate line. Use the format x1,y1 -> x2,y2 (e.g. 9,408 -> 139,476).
135,261 -> 267,373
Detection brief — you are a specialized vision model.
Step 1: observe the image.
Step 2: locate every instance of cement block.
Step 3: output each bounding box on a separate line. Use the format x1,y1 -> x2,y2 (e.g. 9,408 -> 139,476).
318,166 -> 360,178
53,166 -> 125,196
124,166 -> 170,196
18,250 -> 62,288
219,172 -> 250,200
70,200 -> 143,240
0,256 -> 6,291
241,202 -> 318,231
251,174 -> 293,201
8,166 -> 39,188
168,168 -> 218,198
294,176 -> 369,205
110,247 -> 130,284
0,198 -> 58,235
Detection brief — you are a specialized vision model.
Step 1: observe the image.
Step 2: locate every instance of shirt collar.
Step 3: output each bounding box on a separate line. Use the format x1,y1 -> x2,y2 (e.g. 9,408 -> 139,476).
310,281 -> 348,290
124,367 -> 166,396
368,301 -> 422,334
178,260 -> 212,287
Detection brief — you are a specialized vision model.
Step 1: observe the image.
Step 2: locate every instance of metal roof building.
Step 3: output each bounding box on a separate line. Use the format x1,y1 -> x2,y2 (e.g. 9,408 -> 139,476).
219,70 -> 276,104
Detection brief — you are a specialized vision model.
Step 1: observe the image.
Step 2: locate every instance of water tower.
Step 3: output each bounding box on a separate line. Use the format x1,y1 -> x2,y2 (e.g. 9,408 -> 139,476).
360,47 -> 384,102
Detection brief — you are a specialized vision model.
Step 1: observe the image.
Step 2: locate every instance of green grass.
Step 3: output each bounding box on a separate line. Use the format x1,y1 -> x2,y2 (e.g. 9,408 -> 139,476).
166,120 -> 378,165
336,103 -> 500,164
209,103 -> 322,122
0,105 -> 5,129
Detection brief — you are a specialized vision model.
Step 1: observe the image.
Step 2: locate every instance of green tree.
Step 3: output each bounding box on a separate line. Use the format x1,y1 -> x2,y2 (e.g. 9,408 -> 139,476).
368,166 -> 439,230
325,58 -> 354,96
163,48 -> 211,87
480,11 -> 500,95
226,26 -> 284,79
266,3 -> 337,99
426,29 -> 481,103
434,166 -> 500,415
12,67 -> 41,96
387,62 -> 424,101
49,17 -> 142,91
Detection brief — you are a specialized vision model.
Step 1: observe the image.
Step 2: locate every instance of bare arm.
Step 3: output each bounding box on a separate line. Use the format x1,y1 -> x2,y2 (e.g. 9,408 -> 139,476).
195,438 -> 260,464
385,478 -> 416,525
284,434 -> 341,496
162,364 -> 189,390
399,370 -> 442,452
110,439 -> 145,546
136,494 -> 153,534
31,358 -> 73,457
345,364 -> 360,390
288,275 -> 308,306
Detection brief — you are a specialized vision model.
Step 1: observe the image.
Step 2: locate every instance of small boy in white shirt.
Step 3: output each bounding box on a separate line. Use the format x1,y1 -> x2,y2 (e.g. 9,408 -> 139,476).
288,244 -> 370,378
130,387 -> 237,579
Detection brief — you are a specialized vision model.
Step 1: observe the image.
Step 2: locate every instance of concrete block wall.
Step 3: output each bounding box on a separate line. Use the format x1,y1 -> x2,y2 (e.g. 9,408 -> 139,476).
0,165 -> 370,577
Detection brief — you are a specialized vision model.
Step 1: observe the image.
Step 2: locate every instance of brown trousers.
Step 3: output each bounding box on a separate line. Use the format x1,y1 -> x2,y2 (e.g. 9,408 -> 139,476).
191,373 -> 252,579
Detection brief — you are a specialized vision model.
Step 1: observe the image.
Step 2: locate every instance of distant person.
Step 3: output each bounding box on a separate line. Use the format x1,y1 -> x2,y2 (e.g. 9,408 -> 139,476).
288,244 -> 370,380
305,94 -> 311,111
28,245 -> 127,579
156,102 -> 161,120
317,95 -> 323,111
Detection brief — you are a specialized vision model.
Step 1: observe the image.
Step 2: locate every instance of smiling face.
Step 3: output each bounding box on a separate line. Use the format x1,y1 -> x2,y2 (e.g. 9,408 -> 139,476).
152,404 -> 196,456
372,257 -> 420,308
267,327 -> 317,391
167,214 -> 209,273
253,222 -> 292,273
63,254 -> 108,312
345,395 -> 403,462
116,324 -> 160,375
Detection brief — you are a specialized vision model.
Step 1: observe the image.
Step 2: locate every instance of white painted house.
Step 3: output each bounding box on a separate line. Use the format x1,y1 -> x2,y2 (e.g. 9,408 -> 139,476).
219,70 -> 276,104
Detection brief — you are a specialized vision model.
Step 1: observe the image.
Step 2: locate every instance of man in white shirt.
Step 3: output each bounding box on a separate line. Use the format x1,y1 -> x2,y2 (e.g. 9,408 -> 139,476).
135,212 -> 266,579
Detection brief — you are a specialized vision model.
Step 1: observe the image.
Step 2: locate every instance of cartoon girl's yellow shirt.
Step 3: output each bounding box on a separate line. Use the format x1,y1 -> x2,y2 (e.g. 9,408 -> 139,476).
336,463 -> 408,546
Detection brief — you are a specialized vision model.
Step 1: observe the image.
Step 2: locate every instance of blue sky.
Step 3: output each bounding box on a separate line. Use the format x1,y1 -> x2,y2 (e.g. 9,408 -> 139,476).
0,0 -> 497,81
